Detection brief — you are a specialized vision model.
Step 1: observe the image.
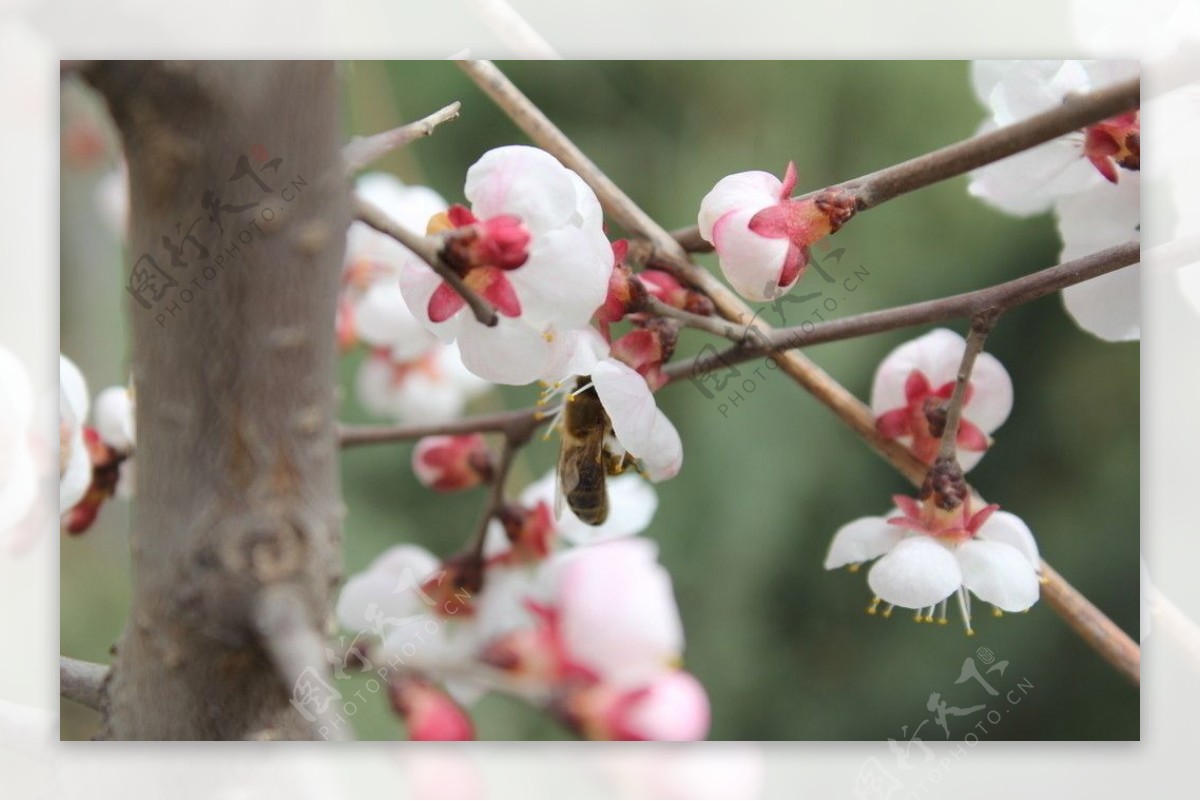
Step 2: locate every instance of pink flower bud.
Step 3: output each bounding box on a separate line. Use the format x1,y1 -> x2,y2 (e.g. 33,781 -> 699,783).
698,162 -> 855,302
412,434 -> 493,492
638,269 -> 714,317
389,677 -> 475,741
610,322 -> 678,391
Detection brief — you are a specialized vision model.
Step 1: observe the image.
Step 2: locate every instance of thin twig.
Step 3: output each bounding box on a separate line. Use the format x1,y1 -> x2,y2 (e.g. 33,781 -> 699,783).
339,406 -> 547,449
938,313 -> 997,461
671,76 -> 1141,252
343,101 -> 462,174
667,240 -> 1139,385
639,295 -> 745,340
353,194 -> 498,327
60,656 -> 108,710
253,585 -> 352,741
468,435 -> 521,561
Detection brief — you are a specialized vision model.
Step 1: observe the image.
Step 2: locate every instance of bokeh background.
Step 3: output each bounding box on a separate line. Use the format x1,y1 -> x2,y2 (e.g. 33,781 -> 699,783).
59,61 -> 1139,741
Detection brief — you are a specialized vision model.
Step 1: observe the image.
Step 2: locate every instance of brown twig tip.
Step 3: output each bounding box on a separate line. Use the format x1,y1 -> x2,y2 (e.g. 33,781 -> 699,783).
353,194 -> 498,327
60,656 -> 109,710
937,313 -> 996,462
343,101 -> 463,174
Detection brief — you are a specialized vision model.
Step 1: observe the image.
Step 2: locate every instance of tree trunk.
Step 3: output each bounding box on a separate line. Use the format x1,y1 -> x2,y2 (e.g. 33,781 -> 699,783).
83,61 -> 347,739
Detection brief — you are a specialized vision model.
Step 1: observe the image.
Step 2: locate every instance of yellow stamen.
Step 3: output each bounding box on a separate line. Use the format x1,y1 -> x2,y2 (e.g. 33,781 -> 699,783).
847,563 -> 860,573
866,596 -> 881,615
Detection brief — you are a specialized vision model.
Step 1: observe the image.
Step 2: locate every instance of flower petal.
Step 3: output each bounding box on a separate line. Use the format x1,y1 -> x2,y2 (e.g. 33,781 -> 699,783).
452,314 -> 554,386
956,539 -> 1040,611
336,544 -> 440,631
591,359 -> 682,481
551,538 -> 684,688
709,207 -> 794,302
824,514 -> 905,570
867,537 -> 962,609
1057,176 -> 1141,341
697,170 -> 782,241
977,510 -> 1040,569
465,145 -> 580,232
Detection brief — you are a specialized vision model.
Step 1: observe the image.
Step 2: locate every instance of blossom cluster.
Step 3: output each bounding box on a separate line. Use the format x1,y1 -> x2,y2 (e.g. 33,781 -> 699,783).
968,60 -> 1141,341
336,471 -> 708,741
59,355 -> 136,535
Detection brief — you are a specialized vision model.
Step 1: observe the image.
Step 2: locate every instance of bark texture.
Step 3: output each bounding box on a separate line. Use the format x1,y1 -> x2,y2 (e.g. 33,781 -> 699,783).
84,61 -> 347,739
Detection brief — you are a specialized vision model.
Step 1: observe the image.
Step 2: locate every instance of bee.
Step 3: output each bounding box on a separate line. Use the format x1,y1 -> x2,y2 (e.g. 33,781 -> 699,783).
555,377 -> 631,526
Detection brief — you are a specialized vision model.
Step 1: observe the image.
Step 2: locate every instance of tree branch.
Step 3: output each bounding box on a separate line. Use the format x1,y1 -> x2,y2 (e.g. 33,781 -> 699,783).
671,76 -> 1141,251
338,406 -> 547,449
1039,562 -> 1140,685
667,240 -> 1139,385
253,585 -> 351,741
353,193 -> 499,327
343,101 -> 462,174
60,656 -> 109,711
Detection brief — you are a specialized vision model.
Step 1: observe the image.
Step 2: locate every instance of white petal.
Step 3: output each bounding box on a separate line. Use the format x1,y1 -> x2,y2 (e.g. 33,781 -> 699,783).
870,328 -> 965,415
697,170 -> 781,241
968,134 -> 1094,216
456,316 -> 553,386
432,342 -> 492,401
508,226 -> 612,332
473,564 -> 538,644
956,539 -> 1040,611
540,326 -> 611,384
977,511 -> 1040,568
1057,177 -> 1141,341
710,207 -> 793,302
354,281 -> 438,359
336,544 -> 440,631
592,359 -> 682,481
93,385 -> 136,451
465,145 -> 580,232
552,538 -> 684,688
823,514 -> 904,570
391,372 -> 469,426
867,537 -> 962,609
961,351 -> 1013,435
356,173 -> 449,234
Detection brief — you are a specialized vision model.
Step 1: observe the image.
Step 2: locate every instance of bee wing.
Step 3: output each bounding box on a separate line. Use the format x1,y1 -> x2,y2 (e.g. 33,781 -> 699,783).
555,441 -> 581,521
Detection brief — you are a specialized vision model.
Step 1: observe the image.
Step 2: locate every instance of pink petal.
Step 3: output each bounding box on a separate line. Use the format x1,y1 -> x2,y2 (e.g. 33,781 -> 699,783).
427,281 -> 466,323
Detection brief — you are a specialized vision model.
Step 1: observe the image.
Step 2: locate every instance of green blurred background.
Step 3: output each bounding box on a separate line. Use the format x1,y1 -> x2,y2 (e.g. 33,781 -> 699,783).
60,61 -> 1139,741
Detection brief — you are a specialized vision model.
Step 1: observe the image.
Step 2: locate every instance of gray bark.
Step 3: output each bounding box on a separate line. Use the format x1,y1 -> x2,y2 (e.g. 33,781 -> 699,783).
83,61 -> 347,739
